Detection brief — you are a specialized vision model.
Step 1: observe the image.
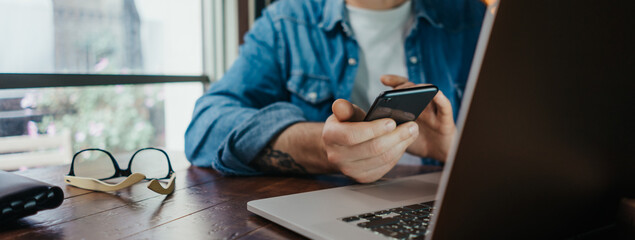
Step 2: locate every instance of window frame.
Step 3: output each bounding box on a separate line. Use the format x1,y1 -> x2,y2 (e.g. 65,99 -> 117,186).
0,74 -> 208,90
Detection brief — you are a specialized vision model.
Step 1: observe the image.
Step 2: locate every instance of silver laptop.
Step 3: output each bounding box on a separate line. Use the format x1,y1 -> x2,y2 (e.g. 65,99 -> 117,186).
248,0 -> 635,239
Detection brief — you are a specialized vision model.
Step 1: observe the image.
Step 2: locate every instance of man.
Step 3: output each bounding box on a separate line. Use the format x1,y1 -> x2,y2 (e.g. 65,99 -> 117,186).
185,0 -> 486,183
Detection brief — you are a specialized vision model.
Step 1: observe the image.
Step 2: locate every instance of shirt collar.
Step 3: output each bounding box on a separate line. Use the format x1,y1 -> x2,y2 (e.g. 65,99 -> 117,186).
318,0 -> 346,31
318,0 -> 444,32
413,0 -> 444,28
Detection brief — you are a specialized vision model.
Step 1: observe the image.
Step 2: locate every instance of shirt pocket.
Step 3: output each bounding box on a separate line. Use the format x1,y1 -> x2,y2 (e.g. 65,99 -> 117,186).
286,73 -> 333,104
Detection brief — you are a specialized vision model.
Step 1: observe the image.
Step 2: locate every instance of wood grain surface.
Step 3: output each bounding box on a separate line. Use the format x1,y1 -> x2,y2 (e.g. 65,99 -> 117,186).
0,153 -> 441,240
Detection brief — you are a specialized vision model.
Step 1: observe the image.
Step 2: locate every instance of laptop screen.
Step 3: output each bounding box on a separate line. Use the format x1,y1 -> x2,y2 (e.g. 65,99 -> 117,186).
430,0 -> 635,239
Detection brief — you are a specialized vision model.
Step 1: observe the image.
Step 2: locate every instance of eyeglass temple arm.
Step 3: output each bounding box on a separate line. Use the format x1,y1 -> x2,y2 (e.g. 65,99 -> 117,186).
64,173 -> 146,192
147,173 -> 176,195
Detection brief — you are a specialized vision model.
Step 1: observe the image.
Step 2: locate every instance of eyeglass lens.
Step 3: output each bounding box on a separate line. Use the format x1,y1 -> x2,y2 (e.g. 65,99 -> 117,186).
129,149 -> 170,179
73,150 -> 116,179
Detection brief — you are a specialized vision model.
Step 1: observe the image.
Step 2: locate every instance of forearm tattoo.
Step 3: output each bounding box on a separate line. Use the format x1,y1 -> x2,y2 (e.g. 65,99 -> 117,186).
250,144 -> 308,175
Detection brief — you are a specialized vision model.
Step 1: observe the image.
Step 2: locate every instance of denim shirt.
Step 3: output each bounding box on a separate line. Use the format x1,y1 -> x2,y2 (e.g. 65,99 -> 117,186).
185,0 -> 486,175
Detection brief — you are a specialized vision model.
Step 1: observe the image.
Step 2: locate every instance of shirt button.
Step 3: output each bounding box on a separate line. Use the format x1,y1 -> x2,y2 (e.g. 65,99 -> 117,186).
348,58 -> 357,65
409,56 -> 418,64
307,92 -> 317,101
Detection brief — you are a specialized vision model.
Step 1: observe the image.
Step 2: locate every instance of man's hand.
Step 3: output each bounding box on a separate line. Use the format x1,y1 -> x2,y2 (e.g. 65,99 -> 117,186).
322,99 -> 419,183
380,75 -> 457,162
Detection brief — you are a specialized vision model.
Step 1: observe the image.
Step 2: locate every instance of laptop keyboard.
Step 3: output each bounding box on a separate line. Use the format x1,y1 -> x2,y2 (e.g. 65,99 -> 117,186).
340,201 -> 435,240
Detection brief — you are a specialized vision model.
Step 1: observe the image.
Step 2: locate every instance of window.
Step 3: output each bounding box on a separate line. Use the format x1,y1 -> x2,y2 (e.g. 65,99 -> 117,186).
0,0 -> 270,170
0,0 -> 202,75
0,0 -> 209,170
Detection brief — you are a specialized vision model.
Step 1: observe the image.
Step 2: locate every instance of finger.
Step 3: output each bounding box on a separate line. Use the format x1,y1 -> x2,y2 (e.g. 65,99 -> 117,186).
417,87 -> 442,120
350,104 -> 366,122
345,128 -> 419,183
394,81 -> 416,90
432,90 -> 453,116
337,121 -> 418,161
419,102 -> 437,124
323,117 -> 397,146
380,75 -> 409,88
417,90 -> 455,128
332,99 -> 366,122
481,0 -> 496,6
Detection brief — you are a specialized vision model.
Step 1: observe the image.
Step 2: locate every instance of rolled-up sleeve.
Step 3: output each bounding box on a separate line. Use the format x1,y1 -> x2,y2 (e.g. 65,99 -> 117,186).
184,8 -> 304,175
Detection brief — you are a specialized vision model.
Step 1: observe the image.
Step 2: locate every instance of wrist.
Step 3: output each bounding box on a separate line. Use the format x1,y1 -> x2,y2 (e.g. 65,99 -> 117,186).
271,122 -> 335,174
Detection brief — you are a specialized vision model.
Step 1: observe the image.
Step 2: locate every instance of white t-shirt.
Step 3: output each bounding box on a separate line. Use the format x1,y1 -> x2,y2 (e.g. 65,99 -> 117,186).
347,1 -> 421,165
347,1 -> 412,112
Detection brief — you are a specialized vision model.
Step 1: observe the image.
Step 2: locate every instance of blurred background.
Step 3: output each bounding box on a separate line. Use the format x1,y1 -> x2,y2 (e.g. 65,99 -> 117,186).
0,0 -> 274,170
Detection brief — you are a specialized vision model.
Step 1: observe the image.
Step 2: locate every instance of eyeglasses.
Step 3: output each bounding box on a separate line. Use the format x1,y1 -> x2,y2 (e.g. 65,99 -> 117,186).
64,147 -> 176,195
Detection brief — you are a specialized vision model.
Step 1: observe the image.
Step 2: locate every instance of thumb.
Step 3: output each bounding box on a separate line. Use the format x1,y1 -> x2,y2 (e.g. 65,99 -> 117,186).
380,75 -> 409,88
332,99 -> 366,122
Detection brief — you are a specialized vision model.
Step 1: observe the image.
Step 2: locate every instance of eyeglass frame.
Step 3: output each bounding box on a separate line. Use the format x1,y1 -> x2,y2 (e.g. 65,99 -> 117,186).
67,147 -> 175,181
65,147 -> 176,195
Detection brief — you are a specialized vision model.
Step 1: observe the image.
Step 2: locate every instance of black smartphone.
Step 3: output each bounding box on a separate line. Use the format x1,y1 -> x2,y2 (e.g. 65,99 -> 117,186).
364,85 -> 439,125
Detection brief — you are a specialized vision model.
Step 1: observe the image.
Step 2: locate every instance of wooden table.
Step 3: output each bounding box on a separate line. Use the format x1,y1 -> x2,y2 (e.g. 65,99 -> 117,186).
0,152 -> 441,240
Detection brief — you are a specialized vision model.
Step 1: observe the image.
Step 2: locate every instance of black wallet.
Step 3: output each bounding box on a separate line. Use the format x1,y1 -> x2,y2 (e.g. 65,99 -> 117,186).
0,170 -> 64,224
